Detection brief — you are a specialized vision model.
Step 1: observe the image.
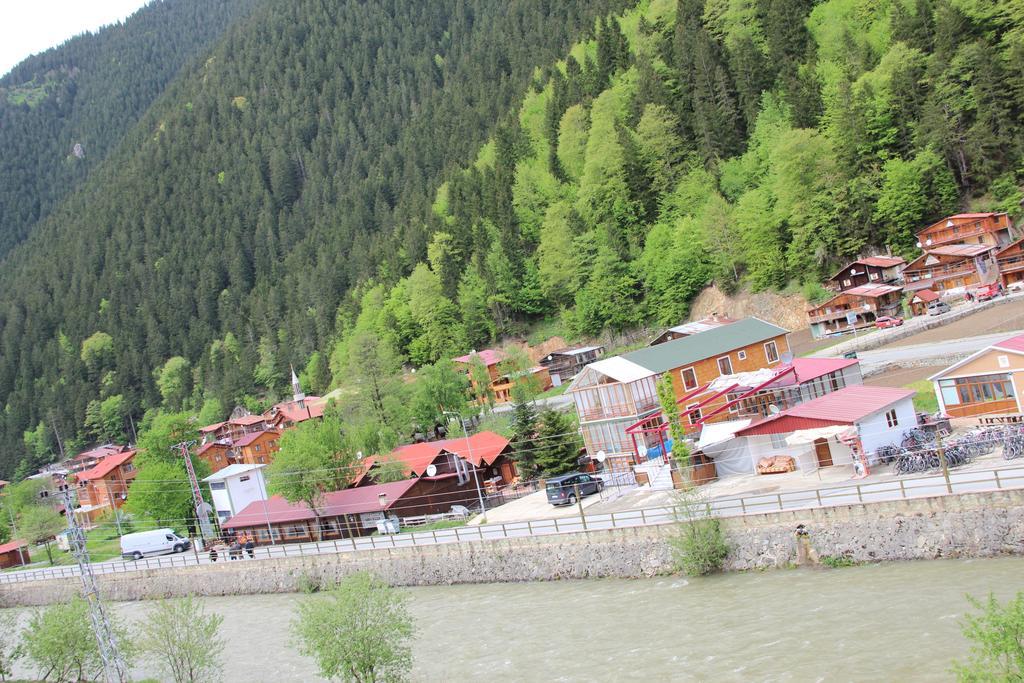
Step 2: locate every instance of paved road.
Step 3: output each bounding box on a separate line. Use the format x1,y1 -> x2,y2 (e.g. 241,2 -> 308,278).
855,330 -> 1024,373
4,464 -> 1022,585
491,392 -> 574,413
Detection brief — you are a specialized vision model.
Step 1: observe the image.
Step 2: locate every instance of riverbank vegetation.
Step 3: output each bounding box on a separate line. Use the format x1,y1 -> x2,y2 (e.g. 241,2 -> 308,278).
670,491 -> 730,576
954,591 -> 1024,681
293,572 -> 416,683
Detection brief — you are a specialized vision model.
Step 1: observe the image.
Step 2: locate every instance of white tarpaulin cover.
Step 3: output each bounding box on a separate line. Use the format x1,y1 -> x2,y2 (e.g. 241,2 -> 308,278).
784,425 -> 856,446
708,368 -> 779,393
696,419 -> 752,450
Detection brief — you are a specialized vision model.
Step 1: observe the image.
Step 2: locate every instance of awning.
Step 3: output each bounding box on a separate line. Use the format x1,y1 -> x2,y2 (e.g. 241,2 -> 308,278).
708,369 -> 778,393
696,419 -> 752,450
784,426 -> 856,446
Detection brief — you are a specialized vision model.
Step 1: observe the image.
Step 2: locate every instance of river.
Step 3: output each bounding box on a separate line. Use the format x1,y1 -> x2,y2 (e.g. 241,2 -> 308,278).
7,557 -> 1023,681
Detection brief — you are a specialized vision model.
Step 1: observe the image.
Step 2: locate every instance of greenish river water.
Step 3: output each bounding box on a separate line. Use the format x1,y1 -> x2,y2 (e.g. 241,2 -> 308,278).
8,557 -> 1024,681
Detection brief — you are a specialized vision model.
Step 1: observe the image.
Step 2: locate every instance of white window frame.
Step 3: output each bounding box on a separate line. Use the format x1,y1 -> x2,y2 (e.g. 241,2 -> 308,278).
764,341 -> 780,364
885,409 -> 898,428
716,355 -> 733,376
998,355 -> 1010,369
737,350 -> 747,361
680,367 -> 698,392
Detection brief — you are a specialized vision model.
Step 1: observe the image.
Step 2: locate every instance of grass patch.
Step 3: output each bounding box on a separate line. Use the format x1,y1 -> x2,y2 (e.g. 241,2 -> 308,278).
536,383 -> 569,400
819,555 -> 859,568
907,379 -> 938,413
407,519 -> 468,532
475,411 -> 513,437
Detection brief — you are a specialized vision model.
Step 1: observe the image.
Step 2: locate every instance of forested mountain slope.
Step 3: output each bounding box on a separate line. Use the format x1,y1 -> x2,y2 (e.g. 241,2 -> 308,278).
0,0 -> 627,475
0,0 -> 256,257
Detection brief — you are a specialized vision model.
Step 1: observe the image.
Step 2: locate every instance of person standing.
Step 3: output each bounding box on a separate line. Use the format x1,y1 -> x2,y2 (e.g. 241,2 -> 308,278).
244,534 -> 255,559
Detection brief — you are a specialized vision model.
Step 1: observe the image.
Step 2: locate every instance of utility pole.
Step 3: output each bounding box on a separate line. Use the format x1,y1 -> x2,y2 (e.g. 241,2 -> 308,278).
59,484 -> 129,683
444,411 -> 487,523
174,441 -> 214,549
935,431 -> 953,494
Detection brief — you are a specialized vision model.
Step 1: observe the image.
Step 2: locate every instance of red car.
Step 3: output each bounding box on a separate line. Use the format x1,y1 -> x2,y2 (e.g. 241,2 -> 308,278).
975,284 -> 1003,302
875,316 -> 904,329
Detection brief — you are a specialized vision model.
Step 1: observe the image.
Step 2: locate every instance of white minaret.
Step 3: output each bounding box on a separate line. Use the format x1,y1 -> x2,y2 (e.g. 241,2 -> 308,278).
291,365 -> 305,403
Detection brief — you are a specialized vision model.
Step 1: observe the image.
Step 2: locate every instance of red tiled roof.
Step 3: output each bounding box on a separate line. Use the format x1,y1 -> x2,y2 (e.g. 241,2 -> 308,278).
0,540 -> 27,554
234,429 -> 281,448
222,479 -> 419,529
993,334 -> 1024,354
78,450 -> 136,481
72,445 -> 126,462
230,414 -> 267,426
912,289 -> 940,303
737,386 -> 914,435
453,349 -> 505,366
196,442 -> 229,456
359,431 -> 512,482
199,421 -> 227,433
858,256 -> 905,268
268,397 -> 326,424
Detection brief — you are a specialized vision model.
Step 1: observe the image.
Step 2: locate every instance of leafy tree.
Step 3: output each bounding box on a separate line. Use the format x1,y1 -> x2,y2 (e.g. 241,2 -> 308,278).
953,592 -> 1024,681
195,397 -> 225,427
138,596 -> 225,683
292,572 -> 414,683
457,266 -> 495,351
21,597 -> 133,683
532,409 -> 582,476
410,359 -> 469,430
657,374 -> 690,475
22,421 -> 56,471
266,416 -> 356,539
17,505 -> 65,565
80,332 -> 114,376
371,456 -> 409,484
302,351 -> 332,397
84,394 -> 127,444
0,612 -> 21,681
499,346 -> 544,404
125,412 -> 206,527
156,357 -> 193,411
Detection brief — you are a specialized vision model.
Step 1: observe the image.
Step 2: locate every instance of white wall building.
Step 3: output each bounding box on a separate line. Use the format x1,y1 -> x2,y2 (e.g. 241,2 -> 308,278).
203,464 -> 269,523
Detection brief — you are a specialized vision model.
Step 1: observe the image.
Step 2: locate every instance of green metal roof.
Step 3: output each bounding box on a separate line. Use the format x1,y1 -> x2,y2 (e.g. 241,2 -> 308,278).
622,318 -> 788,373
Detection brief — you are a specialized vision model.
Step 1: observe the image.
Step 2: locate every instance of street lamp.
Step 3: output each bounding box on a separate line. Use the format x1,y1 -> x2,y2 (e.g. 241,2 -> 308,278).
442,410 -> 487,523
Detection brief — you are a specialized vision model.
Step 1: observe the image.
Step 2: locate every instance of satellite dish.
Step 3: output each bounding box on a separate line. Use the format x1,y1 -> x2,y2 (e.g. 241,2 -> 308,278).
595,450 -> 607,463
356,451 -> 364,460
426,464 -> 438,477
768,404 -> 780,415
780,352 -> 794,364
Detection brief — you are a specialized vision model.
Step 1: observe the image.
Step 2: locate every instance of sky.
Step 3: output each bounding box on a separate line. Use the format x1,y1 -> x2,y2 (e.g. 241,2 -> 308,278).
0,0 -> 150,78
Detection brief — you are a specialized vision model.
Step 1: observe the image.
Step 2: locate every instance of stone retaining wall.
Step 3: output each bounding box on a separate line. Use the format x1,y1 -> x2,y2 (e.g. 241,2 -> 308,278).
5,490 -> 1024,607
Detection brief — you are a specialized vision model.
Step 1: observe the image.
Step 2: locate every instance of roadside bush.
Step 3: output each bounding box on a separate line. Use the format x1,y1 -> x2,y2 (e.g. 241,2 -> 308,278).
21,597 -> 132,682
292,572 -> 415,682
669,493 -> 729,577
953,592 -> 1024,681
138,595 -> 224,683
296,573 -> 323,594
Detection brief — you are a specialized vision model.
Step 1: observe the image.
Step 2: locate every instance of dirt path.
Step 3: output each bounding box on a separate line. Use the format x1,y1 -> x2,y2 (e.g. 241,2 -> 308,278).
863,365 -> 946,387
876,297 -> 1024,349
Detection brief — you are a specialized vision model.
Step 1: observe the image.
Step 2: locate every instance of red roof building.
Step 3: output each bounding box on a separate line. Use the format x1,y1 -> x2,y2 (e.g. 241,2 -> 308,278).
221,477 -> 482,545
916,212 -> 1015,249
358,431 -> 518,489
738,386 -> 915,435
231,429 -> 282,466
806,284 -> 904,339
453,349 -> 552,404
827,257 -> 905,292
0,540 -> 29,569
75,450 -> 137,520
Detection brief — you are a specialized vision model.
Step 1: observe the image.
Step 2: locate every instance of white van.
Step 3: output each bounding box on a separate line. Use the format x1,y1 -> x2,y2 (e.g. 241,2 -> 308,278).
120,528 -> 191,560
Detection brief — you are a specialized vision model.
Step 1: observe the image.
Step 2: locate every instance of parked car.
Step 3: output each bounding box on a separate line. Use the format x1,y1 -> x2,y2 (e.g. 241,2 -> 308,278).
927,300 -> 951,316
874,316 -> 904,329
842,351 -> 858,359
120,528 -> 191,560
546,473 -> 604,506
975,283 -> 1004,301
1009,281 -> 1024,293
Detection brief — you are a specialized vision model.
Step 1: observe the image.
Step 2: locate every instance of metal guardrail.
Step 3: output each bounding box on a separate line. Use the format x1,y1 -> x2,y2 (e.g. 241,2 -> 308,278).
4,464 -> 1024,585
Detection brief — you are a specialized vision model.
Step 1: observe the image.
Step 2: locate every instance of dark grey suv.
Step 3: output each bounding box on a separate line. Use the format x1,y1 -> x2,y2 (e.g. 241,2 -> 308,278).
546,472 -> 603,506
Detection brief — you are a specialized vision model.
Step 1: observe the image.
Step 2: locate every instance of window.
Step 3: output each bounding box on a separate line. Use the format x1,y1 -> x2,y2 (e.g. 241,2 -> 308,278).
210,481 -> 226,490
254,445 -> 261,452
121,463 -> 135,473
842,278 -> 852,287
737,350 -> 747,361
999,355 -> 1010,368
717,356 -> 733,375
938,374 -> 1015,406
764,341 -> 780,364
686,403 -> 702,425
885,409 -> 899,428
770,432 -> 788,449
869,272 -> 879,280
165,534 -> 176,542
680,367 -> 698,391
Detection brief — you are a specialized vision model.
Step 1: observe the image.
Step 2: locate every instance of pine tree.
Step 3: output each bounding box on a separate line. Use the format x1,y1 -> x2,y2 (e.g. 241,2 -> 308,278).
509,399 -> 539,477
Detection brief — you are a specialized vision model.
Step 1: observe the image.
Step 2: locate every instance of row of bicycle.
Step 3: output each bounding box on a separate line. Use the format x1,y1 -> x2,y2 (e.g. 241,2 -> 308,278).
876,426 -> 1022,475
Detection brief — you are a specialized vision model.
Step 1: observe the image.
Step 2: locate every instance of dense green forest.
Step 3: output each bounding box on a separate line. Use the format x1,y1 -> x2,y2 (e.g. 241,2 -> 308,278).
0,0 -> 256,257
1,0 -> 1023,478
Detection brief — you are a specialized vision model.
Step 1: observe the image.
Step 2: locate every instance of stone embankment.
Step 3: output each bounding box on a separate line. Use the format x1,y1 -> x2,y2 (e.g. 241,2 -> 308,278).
4,490 -> 1023,607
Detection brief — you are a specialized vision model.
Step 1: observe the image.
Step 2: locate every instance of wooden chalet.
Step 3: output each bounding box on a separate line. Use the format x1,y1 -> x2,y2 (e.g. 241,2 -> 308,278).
909,289 -> 941,317
221,478 -> 479,545
195,441 -> 232,473
806,284 -> 903,339
74,450 -> 137,521
0,541 -> 28,569
915,212 -> 1015,249
454,349 -> 552,403
231,429 -> 282,466
357,431 -> 518,491
901,244 -> 999,294
929,333 -> 1024,418
826,256 -> 905,292
997,236 -> 1024,289
649,315 -> 734,346
539,345 -> 604,384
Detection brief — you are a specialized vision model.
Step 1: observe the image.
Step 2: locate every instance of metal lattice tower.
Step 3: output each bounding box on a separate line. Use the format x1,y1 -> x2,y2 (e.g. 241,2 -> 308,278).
60,484 -> 129,683
175,440 -> 215,545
